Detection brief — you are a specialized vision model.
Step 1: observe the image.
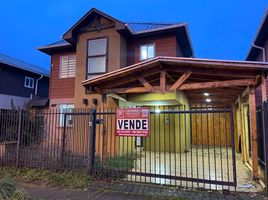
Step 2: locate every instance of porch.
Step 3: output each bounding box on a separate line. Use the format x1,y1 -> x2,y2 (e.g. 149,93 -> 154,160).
82,56 -> 268,190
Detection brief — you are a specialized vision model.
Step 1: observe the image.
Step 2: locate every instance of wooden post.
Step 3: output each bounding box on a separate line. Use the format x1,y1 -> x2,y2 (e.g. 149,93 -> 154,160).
238,96 -> 246,162
261,73 -> 267,102
232,103 -> 239,153
160,70 -> 166,93
249,87 -> 258,179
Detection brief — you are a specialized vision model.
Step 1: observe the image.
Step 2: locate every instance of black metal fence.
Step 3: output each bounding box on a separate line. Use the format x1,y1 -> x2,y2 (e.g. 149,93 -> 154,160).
256,102 -> 268,186
0,109 -> 91,170
0,106 -> 237,190
90,106 -> 237,190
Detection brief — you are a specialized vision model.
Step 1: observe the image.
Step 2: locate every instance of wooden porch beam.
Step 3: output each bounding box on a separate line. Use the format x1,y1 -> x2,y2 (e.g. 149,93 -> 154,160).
261,73 -> 267,102
137,76 -> 155,91
179,79 -> 255,90
167,65 -> 258,79
102,87 -> 151,94
169,71 -> 192,91
249,87 -> 258,179
160,70 -> 166,93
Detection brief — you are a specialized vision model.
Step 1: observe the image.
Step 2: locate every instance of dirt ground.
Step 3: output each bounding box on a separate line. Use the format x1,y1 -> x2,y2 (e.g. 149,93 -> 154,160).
21,181 -> 267,200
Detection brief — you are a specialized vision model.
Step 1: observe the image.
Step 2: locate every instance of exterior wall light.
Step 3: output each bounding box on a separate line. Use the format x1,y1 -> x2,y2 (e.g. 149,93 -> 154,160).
155,109 -> 161,114
204,92 -> 210,96
206,99 -> 211,103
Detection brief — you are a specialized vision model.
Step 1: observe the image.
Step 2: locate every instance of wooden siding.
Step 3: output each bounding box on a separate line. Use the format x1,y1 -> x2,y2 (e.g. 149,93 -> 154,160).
0,63 -> 49,98
50,52 -> 76,99
127,33 -> 179,66
191,111 -> 232,146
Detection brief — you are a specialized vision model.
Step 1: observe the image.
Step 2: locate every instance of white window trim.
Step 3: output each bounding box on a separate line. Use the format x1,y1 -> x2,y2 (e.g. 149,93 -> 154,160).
24,76 -> 35,89
59,55 -> 76,79
139,43 -> 155,61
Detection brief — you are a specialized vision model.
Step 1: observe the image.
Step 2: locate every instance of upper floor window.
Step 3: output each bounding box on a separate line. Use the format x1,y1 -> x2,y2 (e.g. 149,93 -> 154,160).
140,44 -> 155,61
24,77 -> 34,89
60,55 -> 76,78
87,38 -> 107,79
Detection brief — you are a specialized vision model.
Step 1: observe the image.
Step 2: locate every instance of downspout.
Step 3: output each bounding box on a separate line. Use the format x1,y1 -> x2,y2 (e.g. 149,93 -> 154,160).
35,74 -> 44,96
252,43 -> 266,62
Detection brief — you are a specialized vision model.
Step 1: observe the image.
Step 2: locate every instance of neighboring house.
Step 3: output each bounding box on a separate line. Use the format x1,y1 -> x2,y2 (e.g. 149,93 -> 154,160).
246,9 -> 268,105
0,53 -> 50,109
38,8 -> 194,110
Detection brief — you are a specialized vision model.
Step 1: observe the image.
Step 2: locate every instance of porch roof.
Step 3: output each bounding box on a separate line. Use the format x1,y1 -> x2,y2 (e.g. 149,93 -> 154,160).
82,56 -> 268,105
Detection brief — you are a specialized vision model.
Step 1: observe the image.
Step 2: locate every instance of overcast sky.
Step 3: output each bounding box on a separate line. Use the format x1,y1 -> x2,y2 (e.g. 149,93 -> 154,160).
0,0 -> 267,70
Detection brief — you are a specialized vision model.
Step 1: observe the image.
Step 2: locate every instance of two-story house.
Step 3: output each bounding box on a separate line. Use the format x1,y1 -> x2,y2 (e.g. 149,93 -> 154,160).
0,53 -> 49,109
38,8 -> 194,111
37,8 -> 268,188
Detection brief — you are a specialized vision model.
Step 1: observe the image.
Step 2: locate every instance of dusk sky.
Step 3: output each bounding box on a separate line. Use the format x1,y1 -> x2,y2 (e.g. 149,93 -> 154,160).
1,0 -> 268,70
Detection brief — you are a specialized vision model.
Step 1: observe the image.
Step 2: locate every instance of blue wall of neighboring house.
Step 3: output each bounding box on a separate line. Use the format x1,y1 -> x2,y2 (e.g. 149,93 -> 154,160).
0,63 -> 49,98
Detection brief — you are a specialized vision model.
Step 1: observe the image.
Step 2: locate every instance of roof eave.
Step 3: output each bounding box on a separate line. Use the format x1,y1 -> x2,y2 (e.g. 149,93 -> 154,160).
246,8 -> 268,60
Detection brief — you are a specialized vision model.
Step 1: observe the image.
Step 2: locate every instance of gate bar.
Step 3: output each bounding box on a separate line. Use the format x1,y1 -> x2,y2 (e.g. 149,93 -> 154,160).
88,108 -> 96,176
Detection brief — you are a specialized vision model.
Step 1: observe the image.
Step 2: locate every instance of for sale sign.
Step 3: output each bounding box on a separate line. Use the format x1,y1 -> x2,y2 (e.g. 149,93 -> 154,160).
116,108 -> 150,137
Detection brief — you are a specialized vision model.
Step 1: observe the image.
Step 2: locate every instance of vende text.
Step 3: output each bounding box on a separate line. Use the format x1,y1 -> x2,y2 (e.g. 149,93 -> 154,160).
117,119 -> 148,130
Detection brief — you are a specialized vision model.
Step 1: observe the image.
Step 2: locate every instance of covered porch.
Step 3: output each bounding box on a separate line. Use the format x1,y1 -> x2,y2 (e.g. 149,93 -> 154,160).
82,56 -> 268,190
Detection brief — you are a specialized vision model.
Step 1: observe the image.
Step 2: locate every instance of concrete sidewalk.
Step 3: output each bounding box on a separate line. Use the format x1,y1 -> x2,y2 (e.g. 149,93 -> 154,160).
21,181 -> 267,200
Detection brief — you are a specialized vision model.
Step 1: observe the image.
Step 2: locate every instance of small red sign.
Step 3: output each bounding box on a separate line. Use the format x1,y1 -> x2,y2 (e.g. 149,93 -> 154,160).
116,108 -> 150,137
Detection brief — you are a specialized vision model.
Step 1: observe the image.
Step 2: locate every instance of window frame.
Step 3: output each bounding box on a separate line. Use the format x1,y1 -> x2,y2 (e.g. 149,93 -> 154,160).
139,43 -> 155,61
59,55 -> 76,79
24,76 -> 35,89
86,37 -> 108,79
58,104 -> 74,127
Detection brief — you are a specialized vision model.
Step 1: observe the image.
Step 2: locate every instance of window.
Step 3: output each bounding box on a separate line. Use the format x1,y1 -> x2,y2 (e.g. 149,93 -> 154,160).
140,44 -> 155,61
60,55 -> 76,78
59,104 -> 74,127
24,77 -> 34,89
87,38 -> 107,79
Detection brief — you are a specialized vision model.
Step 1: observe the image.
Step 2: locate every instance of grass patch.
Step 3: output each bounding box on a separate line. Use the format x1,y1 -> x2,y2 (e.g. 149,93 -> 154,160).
95,154 -> 135,179
0,167 -> 91,190
0,176 -> 30,199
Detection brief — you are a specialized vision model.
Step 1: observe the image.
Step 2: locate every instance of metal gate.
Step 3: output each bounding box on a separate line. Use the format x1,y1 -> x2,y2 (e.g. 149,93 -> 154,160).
89,106 -> 237,190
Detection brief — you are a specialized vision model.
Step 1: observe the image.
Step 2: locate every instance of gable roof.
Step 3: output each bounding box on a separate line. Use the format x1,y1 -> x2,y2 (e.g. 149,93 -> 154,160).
38,8 -> 194,57
246,9 -> 268,61
63,8 -> 125,43
0,53 -> 49,77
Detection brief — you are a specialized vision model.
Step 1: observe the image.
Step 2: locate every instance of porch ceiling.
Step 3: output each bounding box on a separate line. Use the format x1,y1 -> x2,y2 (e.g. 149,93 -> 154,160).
82,56 -> 268,105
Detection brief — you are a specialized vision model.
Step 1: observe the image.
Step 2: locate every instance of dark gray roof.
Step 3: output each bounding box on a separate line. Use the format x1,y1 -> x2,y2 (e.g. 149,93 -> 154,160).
38,40 -> 71,49
126,22 -> 184,34
27,97 -> 49,107
0,53 -> 49,77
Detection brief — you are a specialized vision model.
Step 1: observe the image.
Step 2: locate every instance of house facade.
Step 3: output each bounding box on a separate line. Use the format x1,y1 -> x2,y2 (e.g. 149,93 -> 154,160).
0,53 -> 49,109
38,8 -> 193,111
37,8 -> 268,189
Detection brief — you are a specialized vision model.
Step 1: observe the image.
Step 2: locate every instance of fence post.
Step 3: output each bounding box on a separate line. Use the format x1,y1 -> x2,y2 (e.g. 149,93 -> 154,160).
88,108 -> 96,176
230,108 -> 237,187
61,113 -> 67,164
16,110 -> 22,168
